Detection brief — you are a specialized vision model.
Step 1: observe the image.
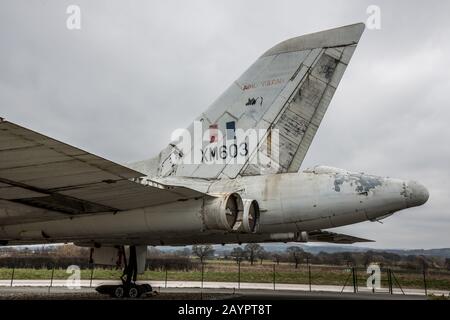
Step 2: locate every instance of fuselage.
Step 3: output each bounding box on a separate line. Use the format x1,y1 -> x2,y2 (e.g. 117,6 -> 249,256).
210,166 -> 429,232
0,166 -> 429,246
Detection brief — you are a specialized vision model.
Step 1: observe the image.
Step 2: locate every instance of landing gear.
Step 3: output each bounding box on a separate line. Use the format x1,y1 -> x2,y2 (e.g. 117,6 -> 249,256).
95,245 -> 152,299
96,283 -> 152,299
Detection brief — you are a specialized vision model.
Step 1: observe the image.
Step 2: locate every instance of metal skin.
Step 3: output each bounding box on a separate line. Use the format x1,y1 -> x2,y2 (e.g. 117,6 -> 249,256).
0,166 -> 429,245
0,23 -> 430,250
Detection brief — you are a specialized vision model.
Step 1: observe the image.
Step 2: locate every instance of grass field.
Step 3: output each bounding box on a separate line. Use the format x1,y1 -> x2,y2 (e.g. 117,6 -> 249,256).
1,262 -> 449,291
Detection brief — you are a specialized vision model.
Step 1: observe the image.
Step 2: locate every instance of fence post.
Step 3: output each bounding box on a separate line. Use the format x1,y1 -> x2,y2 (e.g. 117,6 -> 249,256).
237,260 -> 241,290
423,267 -> 428,297
48,266 -> 55,293
273,264 -> 276,291
10,266 -> 15,287
352,267 -> 357,293
387,269 -> 393,294
201,262 -> 204,289
391,270 -> 405,295
341,269 -> 351,293
89,264 -> 94,288
165,265 -> 168,289
308,265 -> 312,292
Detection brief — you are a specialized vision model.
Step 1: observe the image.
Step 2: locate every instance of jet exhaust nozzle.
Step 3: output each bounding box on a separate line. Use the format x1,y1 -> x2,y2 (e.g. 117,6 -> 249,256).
203,193 -> 243,231
232,199 -> 260,233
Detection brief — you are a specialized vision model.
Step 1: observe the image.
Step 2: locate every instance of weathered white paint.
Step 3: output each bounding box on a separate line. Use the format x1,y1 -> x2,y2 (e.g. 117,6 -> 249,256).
0,166 -> 428,245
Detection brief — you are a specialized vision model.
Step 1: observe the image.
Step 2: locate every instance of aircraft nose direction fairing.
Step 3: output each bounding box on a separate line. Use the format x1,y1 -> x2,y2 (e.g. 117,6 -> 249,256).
405,180 -> 430,208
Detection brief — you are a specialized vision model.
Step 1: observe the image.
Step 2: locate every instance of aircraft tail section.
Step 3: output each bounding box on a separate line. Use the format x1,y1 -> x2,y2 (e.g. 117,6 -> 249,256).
131,23 -> 365,179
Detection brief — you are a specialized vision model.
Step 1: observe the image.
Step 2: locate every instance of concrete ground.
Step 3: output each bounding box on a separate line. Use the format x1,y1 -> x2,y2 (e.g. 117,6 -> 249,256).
0,280 -> 445,300
0,286 -> 428,300
1,279 -> 448,297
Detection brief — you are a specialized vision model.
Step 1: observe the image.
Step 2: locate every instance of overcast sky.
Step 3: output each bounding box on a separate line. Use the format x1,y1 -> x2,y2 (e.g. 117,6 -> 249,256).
1,0 -> 449,249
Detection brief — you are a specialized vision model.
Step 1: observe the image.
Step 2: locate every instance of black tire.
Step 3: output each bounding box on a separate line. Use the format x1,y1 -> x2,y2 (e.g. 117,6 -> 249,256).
128,286 -> 140,298
113,286 -> 124,298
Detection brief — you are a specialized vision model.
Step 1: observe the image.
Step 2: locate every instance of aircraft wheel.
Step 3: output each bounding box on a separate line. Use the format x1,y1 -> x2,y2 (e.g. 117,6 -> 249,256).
113,286 -> 125,298
128,286 -> 140,298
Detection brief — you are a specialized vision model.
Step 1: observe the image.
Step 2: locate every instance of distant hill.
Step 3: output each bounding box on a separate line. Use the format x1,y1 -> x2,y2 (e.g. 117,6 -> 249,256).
157,244 -> 450,258
383,248 -> 450,258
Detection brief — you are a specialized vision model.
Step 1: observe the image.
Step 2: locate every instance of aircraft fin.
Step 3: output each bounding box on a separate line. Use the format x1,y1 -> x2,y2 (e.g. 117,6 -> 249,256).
131,23 -> 365,179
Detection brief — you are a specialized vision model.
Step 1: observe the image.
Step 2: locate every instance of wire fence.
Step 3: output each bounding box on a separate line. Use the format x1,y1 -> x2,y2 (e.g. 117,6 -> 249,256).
1,261 -> 449,297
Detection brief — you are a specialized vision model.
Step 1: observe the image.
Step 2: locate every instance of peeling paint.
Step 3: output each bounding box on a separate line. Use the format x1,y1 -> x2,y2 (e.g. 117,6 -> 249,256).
334,173 -> 383,193
400,182 -> 409,198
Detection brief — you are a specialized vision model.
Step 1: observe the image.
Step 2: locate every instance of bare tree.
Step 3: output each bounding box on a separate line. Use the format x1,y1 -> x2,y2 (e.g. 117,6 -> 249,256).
244,243 -> 263,265
192,245 -> 215,263
230,247 -> 246,264
445,258 -> 450,271
272,253 -> 282,265
287,246 -> 304,269
257,248 -> 268,265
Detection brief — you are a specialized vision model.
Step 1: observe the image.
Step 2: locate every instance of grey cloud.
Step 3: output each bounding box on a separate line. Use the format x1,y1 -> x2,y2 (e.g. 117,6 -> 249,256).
1,0 -> 449,249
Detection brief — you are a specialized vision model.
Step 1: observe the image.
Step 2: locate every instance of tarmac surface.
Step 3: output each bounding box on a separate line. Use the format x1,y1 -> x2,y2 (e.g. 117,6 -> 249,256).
0,286 -> 428,300
0,284 -> 435,300
1,279 -> 448,297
